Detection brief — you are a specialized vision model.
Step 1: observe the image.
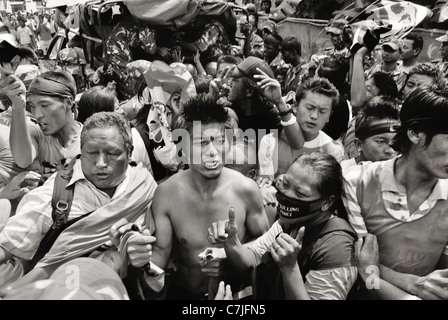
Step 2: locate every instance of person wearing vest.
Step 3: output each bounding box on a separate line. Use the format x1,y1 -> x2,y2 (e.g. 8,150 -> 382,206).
342,78 -> 448,300
207,152 -> 358,300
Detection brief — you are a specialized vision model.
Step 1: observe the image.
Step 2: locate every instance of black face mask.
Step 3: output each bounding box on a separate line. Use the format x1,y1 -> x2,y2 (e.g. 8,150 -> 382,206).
275,190 -> 325,219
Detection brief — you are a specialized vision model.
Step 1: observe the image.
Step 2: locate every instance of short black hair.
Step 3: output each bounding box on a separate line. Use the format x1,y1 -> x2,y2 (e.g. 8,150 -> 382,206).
172,93 -> 233,134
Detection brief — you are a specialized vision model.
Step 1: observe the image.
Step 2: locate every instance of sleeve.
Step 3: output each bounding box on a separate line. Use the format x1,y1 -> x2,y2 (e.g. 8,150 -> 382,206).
247,221 -> 282,266
257,133 -> 277,179
305,266 -> 358,300
0,181 -> 54,260
341,164 -> 368,235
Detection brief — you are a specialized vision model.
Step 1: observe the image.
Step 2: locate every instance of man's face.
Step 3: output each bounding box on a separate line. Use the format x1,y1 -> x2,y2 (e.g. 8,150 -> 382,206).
281,48 -> 295,64
401,39 -> 416,61
359,131 -> 397,162
227,76 -> 248,102
189,122 -> 230,180
263,42 -> 278,61
365,77 -> 380,101
414,133 -> 448,179
27,94 -> 71,136
402,74 -> 435,101
295,91 -> 333,141
275,161 -> 323,225
381,46 -> 401,63
329,32 -> 344,50
81,126 -> 130,191
440,42 -> 448,60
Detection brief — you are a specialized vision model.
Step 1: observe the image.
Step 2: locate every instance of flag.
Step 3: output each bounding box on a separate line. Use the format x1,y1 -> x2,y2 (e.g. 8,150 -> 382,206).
430,0 -> 448,23
347,0 -> 433,52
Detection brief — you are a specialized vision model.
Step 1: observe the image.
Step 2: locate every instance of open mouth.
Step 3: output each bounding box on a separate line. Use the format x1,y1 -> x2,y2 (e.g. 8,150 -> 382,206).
204,160 -> 219,170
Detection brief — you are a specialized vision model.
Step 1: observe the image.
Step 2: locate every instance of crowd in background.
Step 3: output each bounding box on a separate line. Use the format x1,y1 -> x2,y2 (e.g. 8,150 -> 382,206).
0,0 -> 447,301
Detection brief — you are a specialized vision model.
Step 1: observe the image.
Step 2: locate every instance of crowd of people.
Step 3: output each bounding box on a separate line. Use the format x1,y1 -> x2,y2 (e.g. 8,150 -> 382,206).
0,0 -> 447,301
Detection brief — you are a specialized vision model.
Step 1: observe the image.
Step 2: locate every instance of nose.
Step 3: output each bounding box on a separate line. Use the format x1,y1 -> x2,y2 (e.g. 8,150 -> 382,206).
309,108 -> 318,120
32,105 -> 44,120
205,142 -> 218,157
95,153 -> 108,168
384,144 -> 397,157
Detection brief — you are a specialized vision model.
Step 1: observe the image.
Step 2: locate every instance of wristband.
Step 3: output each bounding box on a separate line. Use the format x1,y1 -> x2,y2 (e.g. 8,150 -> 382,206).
280,115 -> 296,127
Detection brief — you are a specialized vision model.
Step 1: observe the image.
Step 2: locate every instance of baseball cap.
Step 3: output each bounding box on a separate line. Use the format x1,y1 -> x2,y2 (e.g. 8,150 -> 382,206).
435,30 -> 448,43
244,3 -> 257,14
325,19 -> 348,35
261,20 -> 276,34
382,37 -> 404,51
231,56 -> 274,82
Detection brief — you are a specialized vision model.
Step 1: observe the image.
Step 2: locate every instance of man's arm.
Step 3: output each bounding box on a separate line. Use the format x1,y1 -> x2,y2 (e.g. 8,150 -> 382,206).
2,75 -> 38,168
350,46 -> 370,114
147,185 -> 174,272
254,69 -> 305,149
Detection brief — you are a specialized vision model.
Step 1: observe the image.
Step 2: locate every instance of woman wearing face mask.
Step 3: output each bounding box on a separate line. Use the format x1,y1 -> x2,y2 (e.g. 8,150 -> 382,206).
207,152 -> 359,300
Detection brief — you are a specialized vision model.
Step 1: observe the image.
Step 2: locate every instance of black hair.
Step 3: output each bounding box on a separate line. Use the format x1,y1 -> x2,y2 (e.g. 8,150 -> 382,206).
371,71 -> 399,99
391,78 -> 448,154
172,93 -> 233,133
281,35 -> 301,56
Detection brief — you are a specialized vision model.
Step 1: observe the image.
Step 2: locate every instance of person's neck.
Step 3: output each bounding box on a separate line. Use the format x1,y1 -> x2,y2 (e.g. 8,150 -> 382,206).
303,131 -> 319,142
402,57 -> 417,67
53,116 -> 80,148
394,155 -> 438,194
381,60 -> 398,72
190,169 -> 223,198
99,185 -> 118,198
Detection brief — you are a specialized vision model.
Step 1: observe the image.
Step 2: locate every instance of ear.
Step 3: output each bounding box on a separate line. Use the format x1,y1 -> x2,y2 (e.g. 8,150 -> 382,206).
407,129 -> 425,146
321,195 -> 335,212
245,86 -> 254,98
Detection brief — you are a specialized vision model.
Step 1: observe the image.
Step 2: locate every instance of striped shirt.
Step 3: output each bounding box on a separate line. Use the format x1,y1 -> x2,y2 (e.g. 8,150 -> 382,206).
341,157 -> 448,255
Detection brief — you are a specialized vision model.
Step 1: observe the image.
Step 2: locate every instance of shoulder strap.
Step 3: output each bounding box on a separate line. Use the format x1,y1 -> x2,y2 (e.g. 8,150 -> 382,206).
51,155 -> 79,230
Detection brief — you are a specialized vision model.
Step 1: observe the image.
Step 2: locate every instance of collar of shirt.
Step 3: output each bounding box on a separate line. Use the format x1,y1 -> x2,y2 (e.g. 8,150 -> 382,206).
379,156 -> 448,201
67,159 -> 133,200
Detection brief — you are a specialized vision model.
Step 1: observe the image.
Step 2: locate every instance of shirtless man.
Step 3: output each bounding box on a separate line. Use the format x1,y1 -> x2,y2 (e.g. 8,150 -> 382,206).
112,94 -> 270,300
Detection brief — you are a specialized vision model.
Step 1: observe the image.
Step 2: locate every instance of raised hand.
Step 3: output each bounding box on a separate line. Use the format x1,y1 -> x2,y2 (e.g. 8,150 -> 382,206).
271,226 -> 305,271
206,207 -> 238,245
253,67 -> 283,105
208,65 -> 234,101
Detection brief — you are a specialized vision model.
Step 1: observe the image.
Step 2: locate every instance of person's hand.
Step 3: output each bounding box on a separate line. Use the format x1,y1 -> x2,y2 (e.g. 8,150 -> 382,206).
156,47 -> 170,58
208,65 -> 234,101
253,68 -> 282,105
214,281 -> 233,300
271,226 -> 305,272
193,50 -> 201,65
108,218 -> 134,247
354,233 -> 380,283
126,228 -> 156,268
0,171 -> 41,200
206,207 -> 238,245
255,176 -> 272,188
171,49 -> 184,63
198,247 -> 226,277
415,269 -> 448,300
0,74 -> 26,107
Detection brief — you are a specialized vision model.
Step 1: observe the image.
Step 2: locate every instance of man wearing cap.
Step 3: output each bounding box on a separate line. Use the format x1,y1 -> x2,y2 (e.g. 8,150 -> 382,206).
433,30 -> 448,77
324,19 -> 351,61
1,70 -> 82,182
226,56 -> 282,143
365,37 -> 407,93
342,78 -> 448,299
207,151 -> 358,300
